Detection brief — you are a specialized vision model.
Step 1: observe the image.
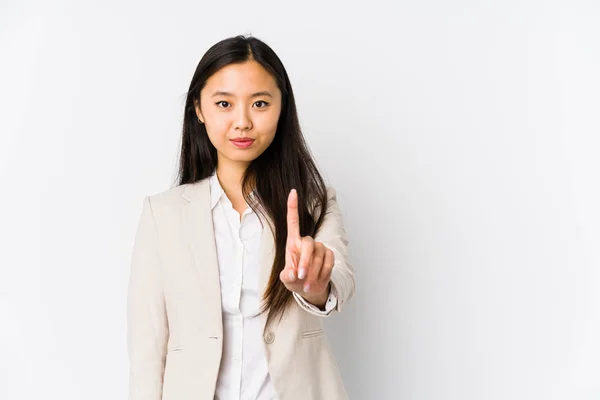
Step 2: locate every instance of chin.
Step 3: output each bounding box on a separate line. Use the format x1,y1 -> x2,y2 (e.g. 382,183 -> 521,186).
225,152 -> 260,163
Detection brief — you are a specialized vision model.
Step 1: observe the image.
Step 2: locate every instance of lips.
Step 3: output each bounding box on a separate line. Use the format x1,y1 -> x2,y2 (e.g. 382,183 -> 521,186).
230,138 -> 255,149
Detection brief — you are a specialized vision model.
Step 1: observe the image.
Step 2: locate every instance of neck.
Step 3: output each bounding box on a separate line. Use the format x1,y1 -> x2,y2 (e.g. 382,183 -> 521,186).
215,159 -> 249,198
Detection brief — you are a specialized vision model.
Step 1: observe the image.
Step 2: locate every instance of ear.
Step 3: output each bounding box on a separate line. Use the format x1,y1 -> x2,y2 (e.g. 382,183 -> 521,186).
193,99 -> 204,123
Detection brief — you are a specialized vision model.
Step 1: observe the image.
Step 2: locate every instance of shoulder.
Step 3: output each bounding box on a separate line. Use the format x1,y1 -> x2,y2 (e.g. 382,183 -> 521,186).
325,185 -> 337,199
145,178 -> 209,209
146,185 -> 186,206
309,185 -> 339,216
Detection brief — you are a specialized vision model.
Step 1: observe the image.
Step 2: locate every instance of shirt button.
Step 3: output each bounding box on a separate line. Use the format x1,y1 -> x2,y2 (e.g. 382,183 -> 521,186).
264,332 -> 275,344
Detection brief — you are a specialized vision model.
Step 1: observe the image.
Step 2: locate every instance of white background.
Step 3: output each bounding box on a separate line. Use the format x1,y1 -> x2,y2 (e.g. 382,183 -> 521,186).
1,1 -> 599,399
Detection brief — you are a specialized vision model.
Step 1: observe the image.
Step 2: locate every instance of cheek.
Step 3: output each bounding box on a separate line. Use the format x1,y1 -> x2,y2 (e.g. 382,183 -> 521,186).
258,110 -> 281,135
204,119 -> 228,140
204,128 -> 229,153
257,124 -> 278,149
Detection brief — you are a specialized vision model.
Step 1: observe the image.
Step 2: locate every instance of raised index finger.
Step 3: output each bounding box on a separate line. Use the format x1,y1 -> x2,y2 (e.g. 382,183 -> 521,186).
287,189 -> 301,242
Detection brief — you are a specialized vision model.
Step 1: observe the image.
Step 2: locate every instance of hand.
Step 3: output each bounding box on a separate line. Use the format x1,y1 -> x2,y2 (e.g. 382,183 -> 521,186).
279,189 -> 334,307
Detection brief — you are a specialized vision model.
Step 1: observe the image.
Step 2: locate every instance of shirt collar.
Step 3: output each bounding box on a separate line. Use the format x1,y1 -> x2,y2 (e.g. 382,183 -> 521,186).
208,171 -> 257,211
209,172 -> 224,210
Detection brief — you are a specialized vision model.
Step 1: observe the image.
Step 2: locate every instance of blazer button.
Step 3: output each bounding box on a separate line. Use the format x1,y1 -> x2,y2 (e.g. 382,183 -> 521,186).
264,332 -> 275,344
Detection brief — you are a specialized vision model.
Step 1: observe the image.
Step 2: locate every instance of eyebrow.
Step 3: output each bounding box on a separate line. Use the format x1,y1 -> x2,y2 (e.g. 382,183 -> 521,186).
211,90 -> 273,98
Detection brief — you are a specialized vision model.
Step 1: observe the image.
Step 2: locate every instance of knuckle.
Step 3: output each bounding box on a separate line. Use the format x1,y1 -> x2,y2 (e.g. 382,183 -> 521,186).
313,253 -> 324,265
302,236 -> 314,244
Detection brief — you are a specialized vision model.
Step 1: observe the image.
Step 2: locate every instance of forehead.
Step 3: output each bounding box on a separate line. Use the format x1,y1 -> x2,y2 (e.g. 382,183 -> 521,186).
204,61 -> 278,94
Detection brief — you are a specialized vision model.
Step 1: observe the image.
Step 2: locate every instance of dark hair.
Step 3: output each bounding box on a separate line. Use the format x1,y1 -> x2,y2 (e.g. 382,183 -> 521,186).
176,34 -> 329,327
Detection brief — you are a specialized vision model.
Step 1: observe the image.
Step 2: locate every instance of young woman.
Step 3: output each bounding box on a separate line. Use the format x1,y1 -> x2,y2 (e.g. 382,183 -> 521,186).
127,34 -> 355,400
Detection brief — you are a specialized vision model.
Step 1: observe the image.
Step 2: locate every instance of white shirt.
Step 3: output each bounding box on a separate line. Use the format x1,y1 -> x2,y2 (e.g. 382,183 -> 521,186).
209,172 -> 337,400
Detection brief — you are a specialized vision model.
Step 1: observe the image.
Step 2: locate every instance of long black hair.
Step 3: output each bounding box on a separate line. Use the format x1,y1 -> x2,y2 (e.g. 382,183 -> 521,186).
176,34 -> 329,327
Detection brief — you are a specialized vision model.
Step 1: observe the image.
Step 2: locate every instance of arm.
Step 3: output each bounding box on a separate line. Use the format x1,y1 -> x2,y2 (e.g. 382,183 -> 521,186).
293,186 -> 356,316
127,196 -> 169,400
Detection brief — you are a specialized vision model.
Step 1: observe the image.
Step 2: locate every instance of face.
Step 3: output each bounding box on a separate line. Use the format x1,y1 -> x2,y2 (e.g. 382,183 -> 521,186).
195,60 -> 282,170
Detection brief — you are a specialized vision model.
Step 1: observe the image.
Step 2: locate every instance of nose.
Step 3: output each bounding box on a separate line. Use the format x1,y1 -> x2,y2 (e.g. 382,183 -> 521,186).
234,107 -> 252,131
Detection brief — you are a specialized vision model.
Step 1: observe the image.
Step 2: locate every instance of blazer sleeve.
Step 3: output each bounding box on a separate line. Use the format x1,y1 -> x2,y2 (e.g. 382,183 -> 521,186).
293,186 -> 356,316
127,196 -> 169,400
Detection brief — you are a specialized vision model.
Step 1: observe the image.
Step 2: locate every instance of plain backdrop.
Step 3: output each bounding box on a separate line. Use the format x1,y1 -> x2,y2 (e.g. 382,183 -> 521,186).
1,1 -> 599,399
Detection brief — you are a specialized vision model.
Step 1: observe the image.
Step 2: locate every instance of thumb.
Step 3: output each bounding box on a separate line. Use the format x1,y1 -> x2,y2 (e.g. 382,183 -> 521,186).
279,267 -> 297,285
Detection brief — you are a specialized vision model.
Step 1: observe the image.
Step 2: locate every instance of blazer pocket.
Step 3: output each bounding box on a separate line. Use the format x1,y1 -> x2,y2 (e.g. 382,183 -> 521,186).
301,329 -> 325,339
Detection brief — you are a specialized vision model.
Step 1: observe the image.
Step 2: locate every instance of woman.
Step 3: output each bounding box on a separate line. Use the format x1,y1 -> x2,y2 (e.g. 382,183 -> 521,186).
127,34 -> 355,400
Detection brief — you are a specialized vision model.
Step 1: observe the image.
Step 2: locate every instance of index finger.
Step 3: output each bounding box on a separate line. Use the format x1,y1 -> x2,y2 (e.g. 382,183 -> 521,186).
287,188 -> 301,241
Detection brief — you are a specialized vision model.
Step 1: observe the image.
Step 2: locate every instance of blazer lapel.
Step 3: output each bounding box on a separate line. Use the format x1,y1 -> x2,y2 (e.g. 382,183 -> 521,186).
181,178 -> 277,332
181,179 -> 223,333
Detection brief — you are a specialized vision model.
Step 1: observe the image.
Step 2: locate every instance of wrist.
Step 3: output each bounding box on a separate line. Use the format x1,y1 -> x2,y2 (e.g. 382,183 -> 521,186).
300,282 -> 331,310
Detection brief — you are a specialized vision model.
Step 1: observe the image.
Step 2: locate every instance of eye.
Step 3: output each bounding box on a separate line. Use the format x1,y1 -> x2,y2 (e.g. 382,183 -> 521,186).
215,101 -> 230,108
254,100 -> 269,108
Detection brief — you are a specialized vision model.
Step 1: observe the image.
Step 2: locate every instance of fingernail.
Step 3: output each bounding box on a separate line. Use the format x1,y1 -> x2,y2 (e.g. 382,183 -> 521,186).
298,268 -> 306,279
303,284 -> 310,293
289,270 -> 295,281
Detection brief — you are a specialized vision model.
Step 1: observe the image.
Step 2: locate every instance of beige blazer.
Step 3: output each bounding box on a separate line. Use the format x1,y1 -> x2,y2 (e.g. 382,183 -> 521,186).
127,178 -> 356,400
